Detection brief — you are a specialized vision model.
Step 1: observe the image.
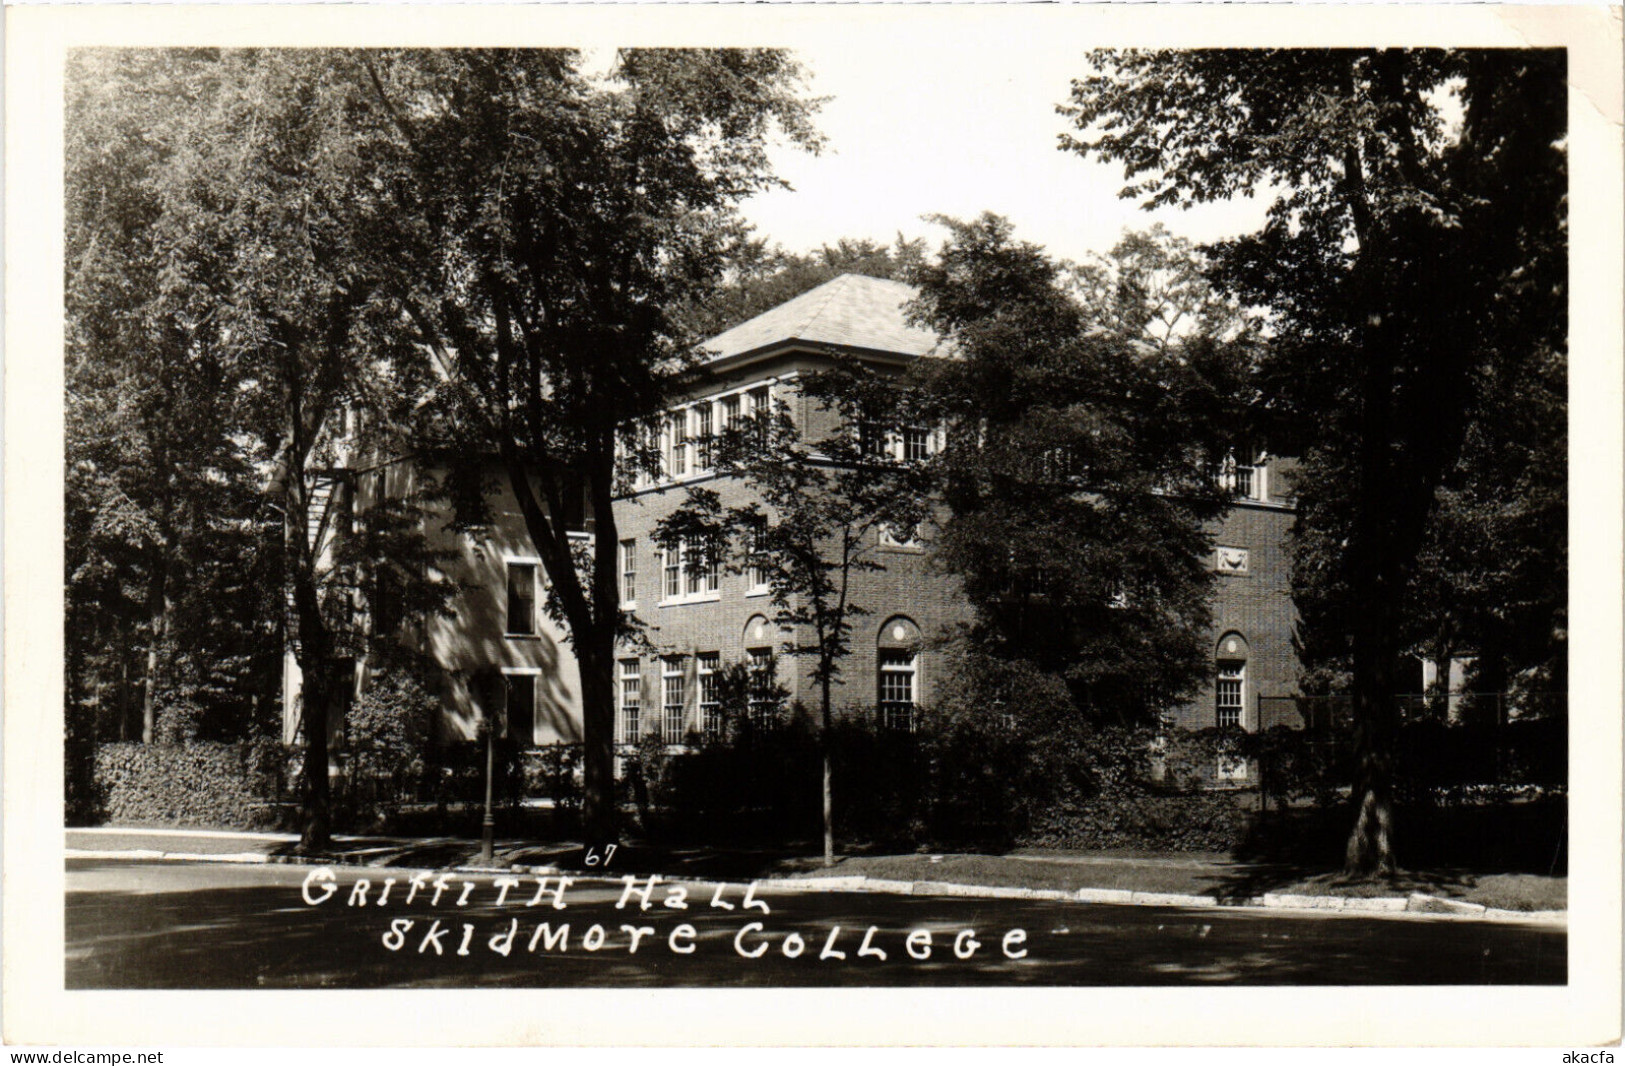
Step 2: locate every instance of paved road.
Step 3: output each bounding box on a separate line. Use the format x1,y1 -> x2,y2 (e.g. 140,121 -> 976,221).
66,859 -> 1565,988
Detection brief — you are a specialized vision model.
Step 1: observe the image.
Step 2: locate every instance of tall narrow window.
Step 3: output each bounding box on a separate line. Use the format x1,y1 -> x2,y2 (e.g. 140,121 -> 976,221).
747,648 -> 777,728
618,659 -> 641,743
619,539 -> 637,605
506,562 -> 537,636
697,653 -> 721,737
669,412 -> 688,477
1216,662 -> 1245,729
701,538 -> 720,594
903,426 -> 931,462
684,539 -> 701,597
859,421 -> 888,459
749,386 -> 770,417
662,545 -> 682,601
722,395 -> 742,431
746,530 -> 769,594
662,657 -> 687,742
694,403 -> 713,471
505,673 -> 536,746
879,649 -> 917,731
649,421 -> 665,483
681,538 -> 719,597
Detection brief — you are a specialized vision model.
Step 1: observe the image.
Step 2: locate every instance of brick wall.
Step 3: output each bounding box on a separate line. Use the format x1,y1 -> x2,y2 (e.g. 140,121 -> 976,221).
1167,500 -> 1302,733
614,357 -> 1303,741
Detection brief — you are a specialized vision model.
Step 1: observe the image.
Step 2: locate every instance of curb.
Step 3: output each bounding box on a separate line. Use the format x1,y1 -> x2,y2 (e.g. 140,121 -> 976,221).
68,848 -> 268,864
65,847 -> 1566,925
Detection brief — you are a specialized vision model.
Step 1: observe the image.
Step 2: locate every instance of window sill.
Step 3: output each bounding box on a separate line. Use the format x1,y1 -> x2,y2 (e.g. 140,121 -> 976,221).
745,588 -> 771,598
658,594 -> 722,608
505,633 -> 543,641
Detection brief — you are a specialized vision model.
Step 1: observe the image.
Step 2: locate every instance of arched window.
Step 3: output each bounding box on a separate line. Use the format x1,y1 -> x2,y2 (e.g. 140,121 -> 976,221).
878,617 -> 921,731
742,615 -> 779,727
1215,631 -> 1250,730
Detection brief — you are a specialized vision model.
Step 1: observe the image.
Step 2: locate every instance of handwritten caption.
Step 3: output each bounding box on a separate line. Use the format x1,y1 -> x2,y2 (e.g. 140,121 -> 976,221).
300,867 -> 1029,963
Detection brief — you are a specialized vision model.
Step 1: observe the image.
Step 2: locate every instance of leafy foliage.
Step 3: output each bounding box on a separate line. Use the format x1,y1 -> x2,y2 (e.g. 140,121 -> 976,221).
66,50 -> 286,755
350,49 -> 823,842
903,214 -> 1241,723
67,49 -> 473,849
337,665 -> 437,827
1063,48 -> 1567,873
93,742 -> 285,829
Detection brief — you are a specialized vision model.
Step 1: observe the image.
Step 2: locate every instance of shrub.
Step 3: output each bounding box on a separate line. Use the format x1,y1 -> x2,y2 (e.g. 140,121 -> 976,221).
94,741 -> 284,828
336,666 -> 436,827
522,744 -> 583,813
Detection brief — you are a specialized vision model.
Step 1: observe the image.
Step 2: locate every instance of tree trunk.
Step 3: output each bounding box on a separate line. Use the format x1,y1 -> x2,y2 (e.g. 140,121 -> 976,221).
140,565 -> 169,743
1345,615 -> 1399,876
578,639 -> 618,846
1342,250 -> 1400,877
289,500 -> 334,854
298,658 -> 333,853
821,671 -> 834,868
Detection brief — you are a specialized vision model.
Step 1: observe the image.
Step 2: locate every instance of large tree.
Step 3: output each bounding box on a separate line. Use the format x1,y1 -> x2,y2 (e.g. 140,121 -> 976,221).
67,50 -> 285,755
70,49 -> 461,849
904,214 -> 1241,723
357,49 -> 823,844
1063,49 -> 1567,873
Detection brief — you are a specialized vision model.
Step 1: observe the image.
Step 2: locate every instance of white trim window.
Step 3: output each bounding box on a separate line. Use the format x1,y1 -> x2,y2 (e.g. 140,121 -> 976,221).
902,426 -> 932,463
637,384 -> 783,489
879,649 -> 917,731
1216,661 -> 1245,729
668,412 -> 688,478
662,544 -> 682,601
684,538 -> 706,597
619,539 -> 637,607
1216,453 -> 1266,501
694,403 -> 714,472
697,652 -> 721,737
618,658 -> 642,743
859,421 -> 889,460
662,538 -> 720,604
662,657 -> 687,742
746,530 -> 770,595
860,422 -> 939,464
505,560 -> 540,637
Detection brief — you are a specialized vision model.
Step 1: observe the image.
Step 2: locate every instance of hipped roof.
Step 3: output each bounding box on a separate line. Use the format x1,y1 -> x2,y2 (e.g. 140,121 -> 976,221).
699,273 -> 945,364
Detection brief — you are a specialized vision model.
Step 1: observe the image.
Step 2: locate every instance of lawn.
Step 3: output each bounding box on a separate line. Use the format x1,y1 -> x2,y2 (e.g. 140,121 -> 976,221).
779,851 -> 1567,911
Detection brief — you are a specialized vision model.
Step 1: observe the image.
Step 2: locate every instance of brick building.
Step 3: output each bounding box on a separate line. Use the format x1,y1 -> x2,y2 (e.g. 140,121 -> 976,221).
286,273 -> 1302,766
610,274 -> 1303,751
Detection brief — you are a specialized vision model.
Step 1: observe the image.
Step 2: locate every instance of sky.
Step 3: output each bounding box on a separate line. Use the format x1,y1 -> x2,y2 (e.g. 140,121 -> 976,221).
732,38 -> 1274,266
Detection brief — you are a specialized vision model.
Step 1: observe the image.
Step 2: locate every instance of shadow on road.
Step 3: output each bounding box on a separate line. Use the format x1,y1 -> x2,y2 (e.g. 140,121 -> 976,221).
67,860 -> 1565,990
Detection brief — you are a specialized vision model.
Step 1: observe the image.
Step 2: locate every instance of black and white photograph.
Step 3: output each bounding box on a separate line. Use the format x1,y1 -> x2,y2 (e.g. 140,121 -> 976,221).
5,2 -> 1621,1050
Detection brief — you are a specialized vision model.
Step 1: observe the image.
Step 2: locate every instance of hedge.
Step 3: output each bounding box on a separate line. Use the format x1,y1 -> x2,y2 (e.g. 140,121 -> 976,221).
1024,793 -> 1257,852
94,741 -> 287,829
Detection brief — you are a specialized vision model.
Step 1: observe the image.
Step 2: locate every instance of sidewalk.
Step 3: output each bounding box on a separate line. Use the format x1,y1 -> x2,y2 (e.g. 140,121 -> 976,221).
65,826 -> 1567,923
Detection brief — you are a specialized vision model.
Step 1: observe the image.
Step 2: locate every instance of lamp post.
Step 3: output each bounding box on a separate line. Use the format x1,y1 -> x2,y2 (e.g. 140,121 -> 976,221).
479,712 -> 496,866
